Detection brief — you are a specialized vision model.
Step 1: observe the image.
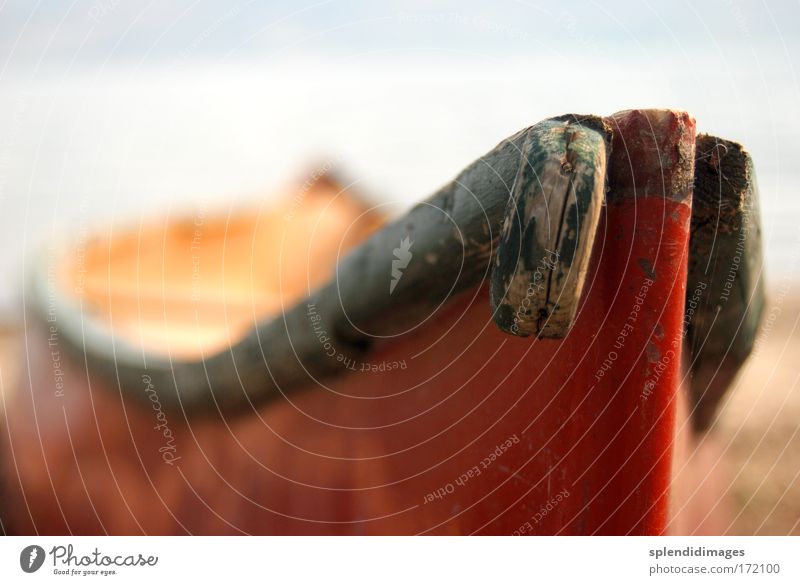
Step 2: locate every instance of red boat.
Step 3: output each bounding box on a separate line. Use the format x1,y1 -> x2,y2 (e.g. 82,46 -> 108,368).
0,109 -> 764,535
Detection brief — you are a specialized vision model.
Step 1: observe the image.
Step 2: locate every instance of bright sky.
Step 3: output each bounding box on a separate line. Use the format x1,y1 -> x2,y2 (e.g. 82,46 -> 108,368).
0,0 -> 798,313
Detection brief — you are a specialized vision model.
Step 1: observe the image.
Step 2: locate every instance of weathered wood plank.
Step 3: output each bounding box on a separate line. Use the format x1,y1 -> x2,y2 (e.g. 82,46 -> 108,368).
32,110 -> 755,432
686,135 -> 765,431
490,116 -> 611,337
31,117 -> 597,415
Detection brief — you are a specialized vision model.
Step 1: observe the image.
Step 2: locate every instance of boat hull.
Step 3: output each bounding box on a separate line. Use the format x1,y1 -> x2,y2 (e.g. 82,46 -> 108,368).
1,193 -> 700,535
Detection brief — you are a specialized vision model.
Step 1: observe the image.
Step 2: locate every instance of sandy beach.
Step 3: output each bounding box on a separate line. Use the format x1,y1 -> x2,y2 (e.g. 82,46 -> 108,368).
714,293 -> 800,534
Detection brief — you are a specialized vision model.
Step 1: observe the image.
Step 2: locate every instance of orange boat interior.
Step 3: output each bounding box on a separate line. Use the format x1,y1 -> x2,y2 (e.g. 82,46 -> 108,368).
62,175 -> 385,358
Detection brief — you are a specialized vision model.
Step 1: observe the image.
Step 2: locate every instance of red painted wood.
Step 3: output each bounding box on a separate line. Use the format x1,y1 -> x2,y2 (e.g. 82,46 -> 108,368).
1,192 -> 691,535
1,110 -> 698,535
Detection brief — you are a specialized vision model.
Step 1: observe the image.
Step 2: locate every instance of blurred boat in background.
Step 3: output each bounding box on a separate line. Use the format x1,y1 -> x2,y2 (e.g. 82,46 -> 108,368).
0,109 -> 765,535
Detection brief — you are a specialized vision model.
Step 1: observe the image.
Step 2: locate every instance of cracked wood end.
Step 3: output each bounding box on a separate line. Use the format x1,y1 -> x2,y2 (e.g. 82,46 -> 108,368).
490,115 -> 611,338
686,134 -> 765,431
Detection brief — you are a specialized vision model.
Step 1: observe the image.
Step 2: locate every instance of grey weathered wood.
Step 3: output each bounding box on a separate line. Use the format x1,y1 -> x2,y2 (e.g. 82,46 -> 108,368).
32,116 -> 596,416
490,116 -> 610,337
685,134 -> 765,431
31,117 -> 766,428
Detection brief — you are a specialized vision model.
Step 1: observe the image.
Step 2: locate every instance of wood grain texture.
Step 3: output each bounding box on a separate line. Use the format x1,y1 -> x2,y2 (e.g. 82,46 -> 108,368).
2,110 -> 699,535
490,116 -> 611,338
30,119 -> 590,416
686,135 -> 765,431
605,109 -> 696,203
29,109 -> 753,437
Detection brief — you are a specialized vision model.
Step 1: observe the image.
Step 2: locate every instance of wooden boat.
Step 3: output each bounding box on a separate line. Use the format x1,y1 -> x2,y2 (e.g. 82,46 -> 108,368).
0,109 -> 764,535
